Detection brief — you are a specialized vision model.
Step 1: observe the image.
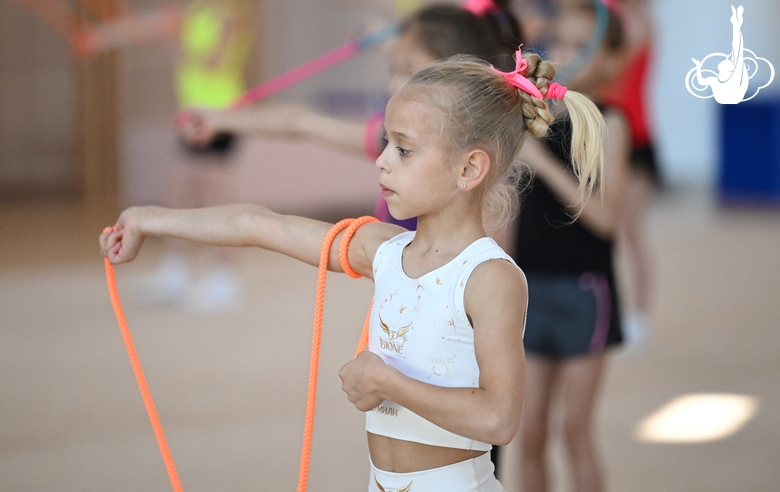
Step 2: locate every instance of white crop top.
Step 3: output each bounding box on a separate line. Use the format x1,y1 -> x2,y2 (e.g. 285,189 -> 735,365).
365,231 -> 523,451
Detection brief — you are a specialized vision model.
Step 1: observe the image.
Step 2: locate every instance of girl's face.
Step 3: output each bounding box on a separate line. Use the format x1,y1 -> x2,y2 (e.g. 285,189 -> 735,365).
390,32 -> 438,92
376,91 -> 461,220
548,11 -> 620,96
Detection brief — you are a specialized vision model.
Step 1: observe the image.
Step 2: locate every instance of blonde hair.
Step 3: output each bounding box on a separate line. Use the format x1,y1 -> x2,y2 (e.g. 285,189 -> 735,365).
399,53 -> 605,229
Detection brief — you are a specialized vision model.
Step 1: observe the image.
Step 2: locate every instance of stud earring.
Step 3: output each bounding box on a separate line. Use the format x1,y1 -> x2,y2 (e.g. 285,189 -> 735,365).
460,182 -> 467,189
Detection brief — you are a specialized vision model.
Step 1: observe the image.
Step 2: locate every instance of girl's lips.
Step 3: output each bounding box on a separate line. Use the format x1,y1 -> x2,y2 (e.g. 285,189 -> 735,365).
380,184 -> 394,198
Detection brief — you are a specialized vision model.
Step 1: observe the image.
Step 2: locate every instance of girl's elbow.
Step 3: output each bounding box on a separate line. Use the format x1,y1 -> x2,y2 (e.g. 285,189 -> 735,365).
595,223 -> 617,241
590,211 -> 620,241
490,421 -> 519,446
484,409 -> 521,446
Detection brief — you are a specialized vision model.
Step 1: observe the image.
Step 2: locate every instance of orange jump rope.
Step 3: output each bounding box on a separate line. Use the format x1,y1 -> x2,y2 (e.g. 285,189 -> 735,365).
103,216 -> 378,492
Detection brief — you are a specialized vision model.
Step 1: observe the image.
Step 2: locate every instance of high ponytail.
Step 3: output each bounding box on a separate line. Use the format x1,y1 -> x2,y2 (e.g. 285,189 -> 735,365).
513,52 -> 606,211
399,52 -> 606,229
559,90 -> 606,207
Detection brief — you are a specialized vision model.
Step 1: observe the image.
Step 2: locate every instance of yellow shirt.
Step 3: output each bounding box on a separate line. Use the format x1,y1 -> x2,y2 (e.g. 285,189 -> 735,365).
176,0 -> 252,109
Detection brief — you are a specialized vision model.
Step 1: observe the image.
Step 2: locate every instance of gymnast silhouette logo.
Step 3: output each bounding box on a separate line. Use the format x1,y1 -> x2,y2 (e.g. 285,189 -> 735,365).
685,5 -> 774,104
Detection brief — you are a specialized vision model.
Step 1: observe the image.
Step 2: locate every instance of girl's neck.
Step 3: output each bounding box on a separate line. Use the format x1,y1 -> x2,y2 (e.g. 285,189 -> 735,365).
400,205 -> 486,280
412,203 -> 486,253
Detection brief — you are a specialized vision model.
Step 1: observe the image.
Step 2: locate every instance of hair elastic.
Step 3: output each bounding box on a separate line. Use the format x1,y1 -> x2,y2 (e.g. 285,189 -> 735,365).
492,47 -> 568,100
546,82 -> 568,100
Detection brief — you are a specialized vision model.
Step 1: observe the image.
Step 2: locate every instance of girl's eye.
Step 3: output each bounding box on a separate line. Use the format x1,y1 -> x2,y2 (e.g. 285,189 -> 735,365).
396,146 -> 410,157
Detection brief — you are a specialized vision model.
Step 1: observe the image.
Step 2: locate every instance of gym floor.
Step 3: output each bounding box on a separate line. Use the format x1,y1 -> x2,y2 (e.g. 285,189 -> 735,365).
1,188 -> 779,492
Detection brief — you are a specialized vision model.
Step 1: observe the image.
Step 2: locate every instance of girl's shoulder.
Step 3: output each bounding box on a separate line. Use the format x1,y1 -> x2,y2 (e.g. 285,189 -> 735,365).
348,222 -> 408,279
456,237 -> 524,287
374,228 -> 414,253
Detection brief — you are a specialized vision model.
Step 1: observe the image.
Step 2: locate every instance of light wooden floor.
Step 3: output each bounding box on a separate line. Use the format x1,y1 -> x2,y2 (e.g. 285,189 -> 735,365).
1,189 -> 779,491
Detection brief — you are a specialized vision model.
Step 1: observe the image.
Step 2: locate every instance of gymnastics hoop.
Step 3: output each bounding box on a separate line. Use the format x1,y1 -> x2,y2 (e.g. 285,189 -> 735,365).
103,216 -> 378,492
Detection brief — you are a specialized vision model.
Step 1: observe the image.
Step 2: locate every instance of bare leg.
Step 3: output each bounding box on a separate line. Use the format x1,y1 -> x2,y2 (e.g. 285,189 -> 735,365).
560,353 -> 607,492
520,356 -> 559,492
139,147 -> 240,309
617,169 -> 654,314
177,151 -> 243,312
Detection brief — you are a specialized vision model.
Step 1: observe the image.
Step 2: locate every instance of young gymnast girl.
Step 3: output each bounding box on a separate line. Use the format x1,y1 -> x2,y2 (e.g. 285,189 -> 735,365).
180,0 -> 523,229
101,51 -> 606,491
601,0 -> 662,350
509,2 -> 630,491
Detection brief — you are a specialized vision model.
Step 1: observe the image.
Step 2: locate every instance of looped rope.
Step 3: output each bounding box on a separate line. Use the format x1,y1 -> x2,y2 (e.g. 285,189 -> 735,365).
297,215 -> 377,492
103,216 -> 378,492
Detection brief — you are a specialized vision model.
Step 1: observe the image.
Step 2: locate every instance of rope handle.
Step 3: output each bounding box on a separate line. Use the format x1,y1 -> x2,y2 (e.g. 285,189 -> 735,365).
103,216 -> 378,492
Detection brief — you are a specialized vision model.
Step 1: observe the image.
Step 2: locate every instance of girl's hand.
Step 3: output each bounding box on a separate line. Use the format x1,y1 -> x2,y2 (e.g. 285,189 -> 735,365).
338,351 -> 391,412
99,208 -> 147,264
179,109 -> 220,148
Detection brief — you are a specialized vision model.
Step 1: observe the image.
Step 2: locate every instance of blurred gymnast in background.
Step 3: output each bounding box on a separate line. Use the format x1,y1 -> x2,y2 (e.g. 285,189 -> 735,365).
601,0 -> 662,350
138,0 -> 254,312
179,0 -> 523,231
508,2 -> 630,491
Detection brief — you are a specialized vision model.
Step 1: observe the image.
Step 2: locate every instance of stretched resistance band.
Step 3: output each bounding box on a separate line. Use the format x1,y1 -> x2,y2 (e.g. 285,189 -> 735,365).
103,216 -> 378,492
175,22 -> 398,126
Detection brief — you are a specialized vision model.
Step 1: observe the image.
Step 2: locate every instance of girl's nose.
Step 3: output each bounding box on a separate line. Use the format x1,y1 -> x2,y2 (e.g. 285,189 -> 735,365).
375,146 -> 391,173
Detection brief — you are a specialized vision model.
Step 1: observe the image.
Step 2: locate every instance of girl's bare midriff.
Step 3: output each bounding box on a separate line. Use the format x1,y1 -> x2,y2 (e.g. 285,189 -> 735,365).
368,432 -> 487,473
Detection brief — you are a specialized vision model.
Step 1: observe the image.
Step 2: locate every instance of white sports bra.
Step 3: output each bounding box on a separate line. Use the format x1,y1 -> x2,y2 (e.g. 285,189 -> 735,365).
365,231 -> 523,451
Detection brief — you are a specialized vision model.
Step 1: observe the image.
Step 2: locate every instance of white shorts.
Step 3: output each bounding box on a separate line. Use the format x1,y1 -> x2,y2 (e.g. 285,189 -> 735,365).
368,452 -> 504,492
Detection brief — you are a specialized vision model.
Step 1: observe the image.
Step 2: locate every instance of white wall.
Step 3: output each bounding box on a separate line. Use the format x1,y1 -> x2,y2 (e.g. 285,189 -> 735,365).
650,0 -> 780,186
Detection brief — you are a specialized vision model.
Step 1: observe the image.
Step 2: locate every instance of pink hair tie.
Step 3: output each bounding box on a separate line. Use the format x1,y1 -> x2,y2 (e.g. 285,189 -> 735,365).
546,82 -> 568,100
493,47 -> 570,101
492,47 -> 544,100
463,0 -> 500,16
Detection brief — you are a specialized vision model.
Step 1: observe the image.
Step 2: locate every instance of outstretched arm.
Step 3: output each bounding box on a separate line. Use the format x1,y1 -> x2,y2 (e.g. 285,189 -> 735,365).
181,103 -> 368,156
99,204 -> 403,279
339,259 -> 527,445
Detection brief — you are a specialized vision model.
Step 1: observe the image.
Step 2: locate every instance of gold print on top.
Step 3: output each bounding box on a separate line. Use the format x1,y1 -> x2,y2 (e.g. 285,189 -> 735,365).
375,478 -> 413,492
380,289 -> 400,309
379,315 -> 412,344
435,277 -> 442,285
427,356 -> 457,379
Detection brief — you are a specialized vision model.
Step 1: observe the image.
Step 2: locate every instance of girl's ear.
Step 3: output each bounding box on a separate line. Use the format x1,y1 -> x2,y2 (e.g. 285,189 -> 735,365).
459,149 -> 491,191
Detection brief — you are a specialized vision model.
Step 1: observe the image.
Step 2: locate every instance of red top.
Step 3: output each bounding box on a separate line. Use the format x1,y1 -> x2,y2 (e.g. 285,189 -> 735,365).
601,42 -> 654,148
